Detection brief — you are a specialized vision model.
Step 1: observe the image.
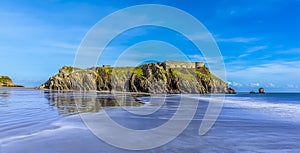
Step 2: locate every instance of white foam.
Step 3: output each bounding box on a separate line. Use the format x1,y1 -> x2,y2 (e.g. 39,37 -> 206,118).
0,115 -> 87,144
193,96 -> 300,121
227,99 -> 300,120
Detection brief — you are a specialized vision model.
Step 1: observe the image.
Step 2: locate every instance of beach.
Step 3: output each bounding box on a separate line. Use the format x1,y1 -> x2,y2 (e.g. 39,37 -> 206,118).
1,88 -> 300,153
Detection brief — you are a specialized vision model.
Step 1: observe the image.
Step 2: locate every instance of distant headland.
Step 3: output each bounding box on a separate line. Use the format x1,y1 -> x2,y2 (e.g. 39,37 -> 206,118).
0,76 -> 23,87
39,60 -> 236,94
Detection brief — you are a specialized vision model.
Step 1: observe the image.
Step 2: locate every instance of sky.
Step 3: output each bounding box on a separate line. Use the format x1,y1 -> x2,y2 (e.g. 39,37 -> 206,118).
0,0 -> 299,92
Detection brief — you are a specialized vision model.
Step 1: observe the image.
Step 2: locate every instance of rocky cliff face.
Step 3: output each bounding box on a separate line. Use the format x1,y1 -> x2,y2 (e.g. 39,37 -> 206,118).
40,63 -> 235,94
0,76 -> 23,87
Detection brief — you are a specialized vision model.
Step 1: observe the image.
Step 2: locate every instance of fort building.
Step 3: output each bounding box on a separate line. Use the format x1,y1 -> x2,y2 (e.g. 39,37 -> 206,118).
102,65 -> 111,68
158,60 -> 204,70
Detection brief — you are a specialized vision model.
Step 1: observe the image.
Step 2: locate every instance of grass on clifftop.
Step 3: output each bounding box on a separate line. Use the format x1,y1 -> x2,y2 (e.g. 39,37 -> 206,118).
171,68 -> 198,80
65,66 -> 73,73
102,67 -> 113,74
111,67 -> 134,77
0,76 -> 12,83
170,67 -> 219,82
132,67 -> 143,76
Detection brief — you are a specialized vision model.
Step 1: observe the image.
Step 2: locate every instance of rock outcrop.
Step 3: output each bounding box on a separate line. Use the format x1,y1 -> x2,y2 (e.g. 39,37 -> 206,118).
258,88 -> 265,94
250,88 -> 265,94
40,63 -> 235,94
0,76 -> 23,87
250,90 -> 256,94
227,88 -> 237,94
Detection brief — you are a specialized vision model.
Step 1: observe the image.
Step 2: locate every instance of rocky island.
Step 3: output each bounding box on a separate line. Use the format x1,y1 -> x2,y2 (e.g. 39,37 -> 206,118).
40,61 -> 236,94
250,88 -> 265,94
0,76 -> 23,87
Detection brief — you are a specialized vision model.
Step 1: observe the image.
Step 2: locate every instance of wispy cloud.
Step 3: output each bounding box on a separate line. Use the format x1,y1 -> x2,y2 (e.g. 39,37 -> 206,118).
188,54 -> 204,61
276,47 -> 300,55
229,60 -> 300,76
238,54 -> 250,58
227,60 -> 300,90
267,83 -> 276,88
286,84 -> 299,88
237,45 -> 268,58
216,37 -> 260,43
248,82 -> 260,87
246,45 -> 268,53
187,54 -> 225,64
45,41 -> 79,50
187,32 -> 214,41
228,81 -> 243,87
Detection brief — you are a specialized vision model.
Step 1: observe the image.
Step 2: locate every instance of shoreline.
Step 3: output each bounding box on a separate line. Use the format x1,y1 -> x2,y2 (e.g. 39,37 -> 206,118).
1,87 -> 299,94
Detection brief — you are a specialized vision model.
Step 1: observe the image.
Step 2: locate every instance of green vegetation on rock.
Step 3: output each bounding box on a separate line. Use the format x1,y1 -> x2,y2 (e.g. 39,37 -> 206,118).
0,75 -> 23,87
132,67 -> 143,76
0,76 -> 12,83
171,68 -> 196,80
65,66 -> 73,73
40,63 -> 233,94
111,67 -> 133,77
102,67 -> 113,74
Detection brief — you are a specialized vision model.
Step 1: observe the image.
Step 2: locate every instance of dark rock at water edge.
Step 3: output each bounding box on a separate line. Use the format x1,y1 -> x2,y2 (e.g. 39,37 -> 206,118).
227,88 -> 237,94
250,91 -> 256,94
39,63 -> 235,94
249,88 -> 265,94
259,88 -> 265,94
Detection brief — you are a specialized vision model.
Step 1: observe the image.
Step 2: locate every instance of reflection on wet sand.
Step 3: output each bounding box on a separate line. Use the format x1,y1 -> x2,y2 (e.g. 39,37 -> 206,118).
0,91 -> 10,97
0,90 -> 10,107
44,91 -> 145,115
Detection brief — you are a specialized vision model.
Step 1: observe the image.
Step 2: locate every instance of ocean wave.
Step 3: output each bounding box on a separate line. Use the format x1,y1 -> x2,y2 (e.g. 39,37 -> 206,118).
193,96 -> 300,122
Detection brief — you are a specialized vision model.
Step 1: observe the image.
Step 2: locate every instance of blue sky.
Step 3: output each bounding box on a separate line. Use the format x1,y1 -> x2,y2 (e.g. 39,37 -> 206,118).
0,0 -> 299,92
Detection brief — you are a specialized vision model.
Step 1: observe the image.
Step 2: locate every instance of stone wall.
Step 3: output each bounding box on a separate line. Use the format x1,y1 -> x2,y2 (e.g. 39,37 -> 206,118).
195,62 -> 204,68
159,60 -> 204,69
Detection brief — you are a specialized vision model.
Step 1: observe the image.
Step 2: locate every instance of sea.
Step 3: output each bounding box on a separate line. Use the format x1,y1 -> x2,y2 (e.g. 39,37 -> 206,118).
0,88 -> 300,153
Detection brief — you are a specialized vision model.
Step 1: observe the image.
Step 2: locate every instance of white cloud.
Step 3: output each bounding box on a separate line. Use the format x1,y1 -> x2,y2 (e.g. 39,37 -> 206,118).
187,55 -> 225,64
267,83 -> 276,88
45,41 -> 79,50
276,47 -> 300,55
188,54 -> 204,61
238,54 -> 250,58
236,46 -> 268,58
237,45 -> 268,58
287,84 -> 299,88
216,37 -> 259,43
249,83 -> 260,87
228,81 -> 243,87
246,45 -> 268,53
187,32 -> 214,41
227,60 -> 300,90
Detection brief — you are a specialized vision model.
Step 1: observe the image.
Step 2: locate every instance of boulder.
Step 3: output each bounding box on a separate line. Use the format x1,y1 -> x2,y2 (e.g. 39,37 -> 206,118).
258,88 -> 265,94
250,90 -> 256,94
226,87 -> 237,94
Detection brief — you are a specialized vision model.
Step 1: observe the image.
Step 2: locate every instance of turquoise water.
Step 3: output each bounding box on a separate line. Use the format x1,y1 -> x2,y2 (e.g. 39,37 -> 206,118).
0,88 -> 300,152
